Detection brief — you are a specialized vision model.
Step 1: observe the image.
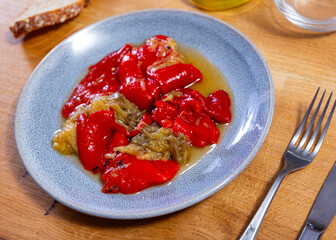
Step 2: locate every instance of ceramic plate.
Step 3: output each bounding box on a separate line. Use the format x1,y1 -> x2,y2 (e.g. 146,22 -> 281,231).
15,9 -> 274,219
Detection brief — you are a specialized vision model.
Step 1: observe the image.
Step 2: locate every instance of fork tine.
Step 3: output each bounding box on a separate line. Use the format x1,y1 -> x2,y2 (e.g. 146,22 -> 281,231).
311,97 -> 336,156
304,91 -> 333,153
290,87 -> 320,146
297,89 -> 326,149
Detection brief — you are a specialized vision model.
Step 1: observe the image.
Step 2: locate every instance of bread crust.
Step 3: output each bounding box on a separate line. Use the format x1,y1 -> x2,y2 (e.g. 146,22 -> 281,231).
10,0 -> 91,38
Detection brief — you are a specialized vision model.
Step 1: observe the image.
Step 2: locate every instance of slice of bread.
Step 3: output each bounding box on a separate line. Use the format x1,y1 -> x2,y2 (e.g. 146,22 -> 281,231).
10,0 -> 91,38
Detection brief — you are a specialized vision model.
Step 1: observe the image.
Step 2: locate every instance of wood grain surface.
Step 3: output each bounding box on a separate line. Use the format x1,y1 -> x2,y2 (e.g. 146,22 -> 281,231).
1,0 -> 335,239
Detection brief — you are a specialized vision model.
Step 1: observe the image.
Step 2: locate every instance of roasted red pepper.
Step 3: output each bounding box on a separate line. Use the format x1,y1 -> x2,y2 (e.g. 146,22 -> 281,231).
76,110 -> 129,173
76,109 -> 153,173
62,44 -> 132,118
172,98 -> 219,147
167,88 -> 207,107
204,90 -> 231,124
134,35 -> 173,70
101,153 -> 179,194
59,35 -> 233,195
106,131 -> 129,154
178,97 -> 204,115
172,113 -> 219,147
119,36 -> 203,107
146,78 -> 161,100
118,52 -> 153,110
153,90 -> 221,147
152,100 -> 178,128
163,88 -> 231,124
147,63 -> 202,94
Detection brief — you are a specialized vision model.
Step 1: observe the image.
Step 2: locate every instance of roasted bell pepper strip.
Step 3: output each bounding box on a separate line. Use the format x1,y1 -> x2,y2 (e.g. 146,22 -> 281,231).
172,111 -> 219,147
164,88 -> 231,124
204,90 -> 231,124
76,109 -> 130,173
147,63 -> 202,94
134,35 -> 174,70
118,52 -> 153,110
178,97 -> 204,115
152,100 -> 178,128
101,153 -> 179,194
62,44 -> 132,118
163,88 -> 207,107
106,131 -> 129,154
150,159 -> 180,178
171,97 -> 219,147
146,78 -> 162,100
94,112 -> 152,138
152,91 -> 220,146
76,110 -> 117,173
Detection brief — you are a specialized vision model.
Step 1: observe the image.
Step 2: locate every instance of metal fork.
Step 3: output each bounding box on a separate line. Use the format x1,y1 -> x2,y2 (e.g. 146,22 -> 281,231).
240,87 -> 336,240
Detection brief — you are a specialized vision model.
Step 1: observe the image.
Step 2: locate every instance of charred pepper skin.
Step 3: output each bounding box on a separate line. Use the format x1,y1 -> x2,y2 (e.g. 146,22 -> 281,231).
76,109 -> 131,173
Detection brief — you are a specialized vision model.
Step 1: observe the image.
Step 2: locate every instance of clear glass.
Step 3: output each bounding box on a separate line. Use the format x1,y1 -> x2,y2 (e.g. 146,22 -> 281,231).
191,0 -> 251,10
274,0 -> 336,32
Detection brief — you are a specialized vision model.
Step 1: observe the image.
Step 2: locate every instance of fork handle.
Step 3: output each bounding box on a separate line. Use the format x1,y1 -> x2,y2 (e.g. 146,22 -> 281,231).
240,169 -> 289,240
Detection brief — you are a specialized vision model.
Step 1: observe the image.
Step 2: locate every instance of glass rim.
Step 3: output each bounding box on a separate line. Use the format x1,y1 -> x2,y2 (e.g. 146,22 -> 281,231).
274,0 -> 336,32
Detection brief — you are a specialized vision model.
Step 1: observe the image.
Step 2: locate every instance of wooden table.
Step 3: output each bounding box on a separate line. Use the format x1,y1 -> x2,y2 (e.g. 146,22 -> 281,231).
1,0 -> 335,239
